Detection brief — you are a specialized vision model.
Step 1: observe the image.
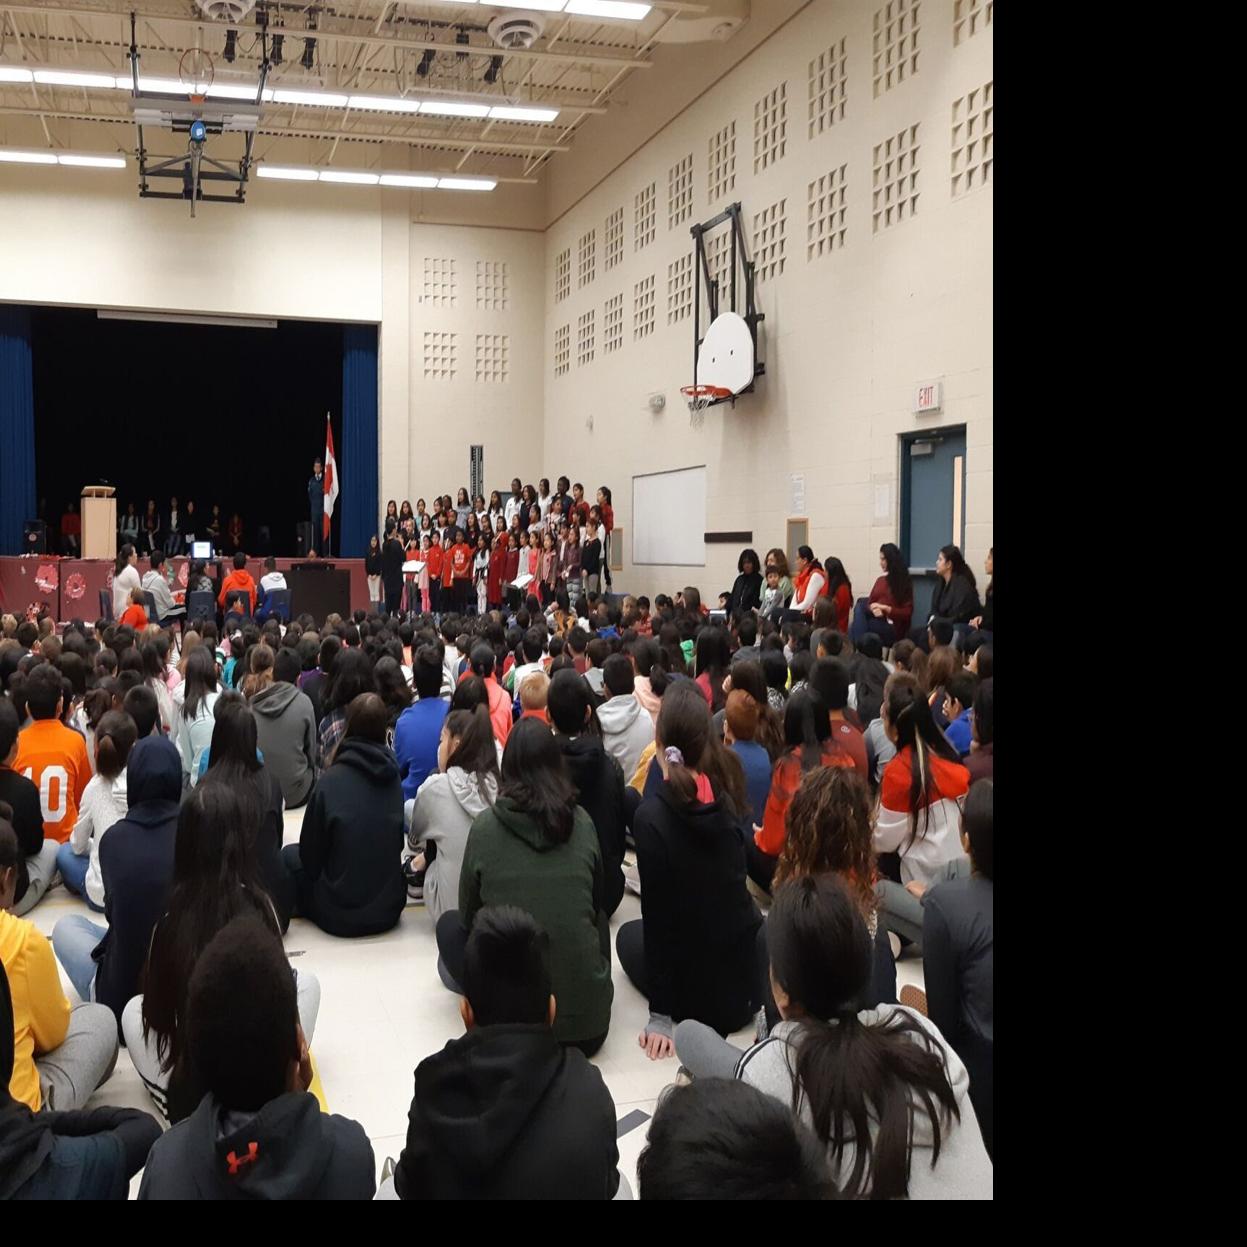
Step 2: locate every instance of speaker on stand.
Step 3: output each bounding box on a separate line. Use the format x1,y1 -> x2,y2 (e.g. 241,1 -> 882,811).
23,520 -> 46,555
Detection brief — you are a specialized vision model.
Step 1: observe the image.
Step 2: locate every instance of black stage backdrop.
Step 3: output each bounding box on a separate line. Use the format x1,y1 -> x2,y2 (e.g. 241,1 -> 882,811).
32,308 -> 343,556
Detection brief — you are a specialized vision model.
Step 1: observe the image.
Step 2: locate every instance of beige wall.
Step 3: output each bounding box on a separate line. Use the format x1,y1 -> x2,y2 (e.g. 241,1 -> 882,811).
541,0 -> 993,600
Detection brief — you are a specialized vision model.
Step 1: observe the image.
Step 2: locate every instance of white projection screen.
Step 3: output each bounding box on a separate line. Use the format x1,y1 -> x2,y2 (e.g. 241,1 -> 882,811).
632,466 -> 706,566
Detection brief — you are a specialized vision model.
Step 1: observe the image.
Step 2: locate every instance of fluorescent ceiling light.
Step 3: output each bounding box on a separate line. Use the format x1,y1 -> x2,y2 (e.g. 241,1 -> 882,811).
489,105 -> 559,123
0,149 -> 58,164
271,88 -> 349,108
493,0 -> 568,11
0,66 -> 34,83
438,176 -> 496,191
205,82 -> 272,101
34,69 -> 119,89
131,75 -> 203,94
379,173 -> 439,188
566,0 -> 652,17
58,153 -> 126,168
257,164 -> 319,180
420,100 -> 490,118
348,94 -> 422,114
318,169 -> 379,185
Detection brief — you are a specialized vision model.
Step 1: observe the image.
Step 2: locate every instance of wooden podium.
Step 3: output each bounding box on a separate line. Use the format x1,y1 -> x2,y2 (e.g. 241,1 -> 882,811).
81,485 -> 116,561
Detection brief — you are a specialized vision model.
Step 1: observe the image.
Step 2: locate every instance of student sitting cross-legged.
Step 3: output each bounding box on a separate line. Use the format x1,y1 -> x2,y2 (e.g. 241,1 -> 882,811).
395,906 -> 621,1201
138,915 -> 374,1200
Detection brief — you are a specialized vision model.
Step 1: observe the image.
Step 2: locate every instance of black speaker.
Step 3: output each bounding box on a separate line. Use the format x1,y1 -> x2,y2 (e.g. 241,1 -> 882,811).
23,519 -> 46,554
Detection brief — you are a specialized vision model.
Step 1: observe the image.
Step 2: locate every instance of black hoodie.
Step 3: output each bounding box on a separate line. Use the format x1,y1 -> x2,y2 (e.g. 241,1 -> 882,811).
632,782 -> 763,1034
295,736 -> 406,937
139,1090 -> 374,1200
394,1023 -> 619,1201
558,734 -> 626,916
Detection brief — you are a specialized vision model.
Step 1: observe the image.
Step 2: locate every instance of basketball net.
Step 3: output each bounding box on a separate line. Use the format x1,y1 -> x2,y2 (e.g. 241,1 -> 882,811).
681,384 -> 730,429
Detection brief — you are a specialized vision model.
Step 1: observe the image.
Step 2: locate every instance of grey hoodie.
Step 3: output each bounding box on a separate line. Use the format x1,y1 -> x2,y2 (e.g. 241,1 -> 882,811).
406,766 -> 498,922
595,694 -> 654,784
735,1008 -> 993,1199
250,682 -> 318,808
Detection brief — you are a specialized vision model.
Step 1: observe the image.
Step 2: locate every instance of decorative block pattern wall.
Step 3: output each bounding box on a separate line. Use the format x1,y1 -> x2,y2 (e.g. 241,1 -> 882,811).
809,38 -> 847,137
578,228 -> 597,288
708,122 -> 737,204
577,309 -> 596,367
754,83 -> 788,173
474,333 -> 509,383
605,206 -> 625,271
667,253 -> 694,323
634,274 -> 656,339
951,82 -> 992,196
475,260 -> 508,311
555,247 -> 571,303
668,154 -> 694,230
604,292 -> 624,354
808,166 -> 848,259
554,323 -> 570,376
872,123 -> 920,232
423,331 -> 457,379
635,181 -> 656,251
423,257 -> 456,308
752,199 -> 787,281
873,0 -> 920,97
953,0 -> 992,45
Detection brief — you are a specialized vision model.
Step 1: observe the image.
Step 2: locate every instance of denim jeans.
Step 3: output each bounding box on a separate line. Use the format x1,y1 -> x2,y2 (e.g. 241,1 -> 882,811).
51,915 -> 107,1002
55,844 -> 105,912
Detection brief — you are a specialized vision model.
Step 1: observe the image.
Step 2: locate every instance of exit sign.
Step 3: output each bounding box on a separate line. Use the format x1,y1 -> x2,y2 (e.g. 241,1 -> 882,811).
914,381 -> 943,413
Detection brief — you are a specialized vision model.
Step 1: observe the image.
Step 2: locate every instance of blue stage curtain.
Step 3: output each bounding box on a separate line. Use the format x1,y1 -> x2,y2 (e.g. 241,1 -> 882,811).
340,324 -> 379,558
0,306 -> 37,556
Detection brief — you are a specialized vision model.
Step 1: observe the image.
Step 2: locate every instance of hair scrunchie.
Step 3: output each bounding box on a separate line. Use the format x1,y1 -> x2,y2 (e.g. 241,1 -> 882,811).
664,746 -> 685,767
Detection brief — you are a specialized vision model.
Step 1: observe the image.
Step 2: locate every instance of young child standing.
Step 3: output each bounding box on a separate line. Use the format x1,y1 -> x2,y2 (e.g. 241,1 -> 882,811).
474,536 -> 490,617
581,520 -> 602,598
442,529 -> 459,613
426,532 -> 444,616
540,532 -> 558,607
450,529 -> 474,615
418,535 -> 432,615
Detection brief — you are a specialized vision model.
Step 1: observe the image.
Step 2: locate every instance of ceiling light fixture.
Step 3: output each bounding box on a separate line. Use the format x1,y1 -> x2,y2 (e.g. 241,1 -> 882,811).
0,149 -> 58,164
420,100 -> 490,118
57,153 -> 127,168
437,176 -> 495,191
566,0 -> 653,17
493,0 -> 567,12
416,48 -> 436,78
488,104 -> 558,123
33,69 -> 119,89
318,169 -> 380,184
0,66 -> 34,83
348,94 -> 422,114
273,87 -> 349,107
256,164 -> 320,180
379,173 -> 440,188
0,147 -> 125,168
255,163 -> 497,191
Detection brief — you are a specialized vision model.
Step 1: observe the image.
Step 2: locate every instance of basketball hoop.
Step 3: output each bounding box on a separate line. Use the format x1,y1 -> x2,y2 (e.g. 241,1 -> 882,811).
177,47 -> 215,99
680,383 -> 732,428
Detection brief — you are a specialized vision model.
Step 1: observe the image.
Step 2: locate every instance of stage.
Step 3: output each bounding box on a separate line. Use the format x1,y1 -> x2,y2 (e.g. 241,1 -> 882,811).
0,556 -> 372,624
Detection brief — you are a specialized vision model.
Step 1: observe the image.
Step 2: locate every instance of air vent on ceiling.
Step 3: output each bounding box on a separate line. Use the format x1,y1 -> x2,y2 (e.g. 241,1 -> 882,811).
487,14 -> 546,51
195,0 -> 257,20
654,0 -> 749,43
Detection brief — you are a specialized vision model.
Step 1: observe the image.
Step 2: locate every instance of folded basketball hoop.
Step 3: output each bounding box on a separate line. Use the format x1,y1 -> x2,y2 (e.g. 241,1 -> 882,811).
681,383 -> 732,427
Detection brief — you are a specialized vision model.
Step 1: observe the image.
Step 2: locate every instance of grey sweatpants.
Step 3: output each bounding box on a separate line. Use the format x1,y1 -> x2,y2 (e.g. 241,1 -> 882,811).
13,839 -> 60,917
37,1002 -> 120,1112
674,1020 -> 746,1081
876,855 -> 974,950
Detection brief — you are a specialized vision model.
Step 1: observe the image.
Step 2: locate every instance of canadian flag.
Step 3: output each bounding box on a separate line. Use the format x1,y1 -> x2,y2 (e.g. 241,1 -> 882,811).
323,414 -> 339,541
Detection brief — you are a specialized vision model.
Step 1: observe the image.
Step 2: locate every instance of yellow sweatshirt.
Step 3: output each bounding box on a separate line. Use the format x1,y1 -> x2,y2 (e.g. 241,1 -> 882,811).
0,908 -> 71,1111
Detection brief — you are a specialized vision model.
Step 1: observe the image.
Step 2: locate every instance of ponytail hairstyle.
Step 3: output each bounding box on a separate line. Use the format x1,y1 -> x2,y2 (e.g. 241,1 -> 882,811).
880,543 -> 912,605
443,705 -> 499,781
654,681 -> 747,818
823,557 -> 851,600
926,645 -> 961,696
938,544 -> 976,590
241,644 -> 275,700
498,718 -> 576,845
83,679 -> 122,733
797,545 -> 823,574
114,543 -> 135,577
890,639 -> 928,693
882,679 -> 960,852
768,875 -> 959,1199
93,709 -> 138,781
725,660 -> 784,762
774,766 -> 875,904
783,688 -> 831,772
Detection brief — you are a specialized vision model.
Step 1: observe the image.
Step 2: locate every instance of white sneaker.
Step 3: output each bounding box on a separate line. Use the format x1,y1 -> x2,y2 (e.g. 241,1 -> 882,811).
623,862 -> 642,897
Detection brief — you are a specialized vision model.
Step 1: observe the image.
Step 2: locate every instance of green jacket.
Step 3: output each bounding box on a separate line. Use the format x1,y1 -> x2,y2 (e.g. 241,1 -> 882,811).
460,797 -> 613,1045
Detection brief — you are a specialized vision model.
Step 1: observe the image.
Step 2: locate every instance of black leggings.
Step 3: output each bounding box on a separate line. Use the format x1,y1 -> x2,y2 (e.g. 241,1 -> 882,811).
436,911 -> 606,1057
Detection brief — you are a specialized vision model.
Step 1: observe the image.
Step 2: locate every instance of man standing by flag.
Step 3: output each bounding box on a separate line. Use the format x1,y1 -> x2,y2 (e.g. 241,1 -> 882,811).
308,456 -> 326,555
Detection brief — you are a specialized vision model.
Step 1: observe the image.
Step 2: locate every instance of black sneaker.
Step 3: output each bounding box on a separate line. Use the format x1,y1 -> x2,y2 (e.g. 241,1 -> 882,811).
403,858 -> 426,904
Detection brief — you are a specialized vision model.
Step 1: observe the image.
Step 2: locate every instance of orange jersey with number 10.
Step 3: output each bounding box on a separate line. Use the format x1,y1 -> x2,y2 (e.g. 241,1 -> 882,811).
14,720 -> 91,844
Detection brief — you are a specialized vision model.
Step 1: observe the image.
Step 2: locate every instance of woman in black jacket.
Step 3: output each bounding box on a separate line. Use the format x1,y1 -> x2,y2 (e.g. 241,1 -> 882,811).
617,682 -> 763,1061
728,548 -> 764,615
547,669 -> 627,916
283,692 -> 406,938
963,546 -> 993,655
911,544 -> 982,648
202,697 -> 295,932
381,527 -> 406,617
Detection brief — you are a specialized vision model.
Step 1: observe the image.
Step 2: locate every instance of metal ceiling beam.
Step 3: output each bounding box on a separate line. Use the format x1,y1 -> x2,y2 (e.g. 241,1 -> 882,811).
0,4 -> 656,71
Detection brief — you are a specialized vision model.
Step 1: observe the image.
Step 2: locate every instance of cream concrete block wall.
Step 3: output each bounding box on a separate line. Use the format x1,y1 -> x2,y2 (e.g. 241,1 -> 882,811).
396,222 -> 547,512
541,0 -> 993,601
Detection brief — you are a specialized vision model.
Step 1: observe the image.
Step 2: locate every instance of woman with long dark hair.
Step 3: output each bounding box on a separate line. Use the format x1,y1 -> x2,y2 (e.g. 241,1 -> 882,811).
399,500 -> 414,526
316,647 -> 377,768
122,783 -> 319,1123
677,873 -> 991,1199
728,548 -> 764,615
790,546 -> 828,617
172,646 -> 219,788
910,544 -> 981,648
435,718 -> 613,1055
112,543 -> 142,620
851,542 -> 913,647
693,625 -> 732,713
617,682 -> 760,1061
873,678 -> 969,949
822,556 -> 853,633
964,547 -> 993,653
203,697 -> 294,930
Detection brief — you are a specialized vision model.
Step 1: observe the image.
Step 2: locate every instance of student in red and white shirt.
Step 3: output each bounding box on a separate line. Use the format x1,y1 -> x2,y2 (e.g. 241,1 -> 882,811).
872,679 -> 969,950
14,665 -> 91,845
449,528 -> 474,614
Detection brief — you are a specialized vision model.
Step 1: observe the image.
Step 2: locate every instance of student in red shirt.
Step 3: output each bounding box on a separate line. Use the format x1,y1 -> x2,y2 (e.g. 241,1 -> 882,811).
569,482 -> 592,528
14,665 -> 91,844
823,558 -> 853,634
426,532 -> 444,614
596,486 -> 614,590
850,542 -> 914,648
118,589 -> 149,632
810,658 -> 869,779
441,528 -> 457,609
449,528 -> 474,614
